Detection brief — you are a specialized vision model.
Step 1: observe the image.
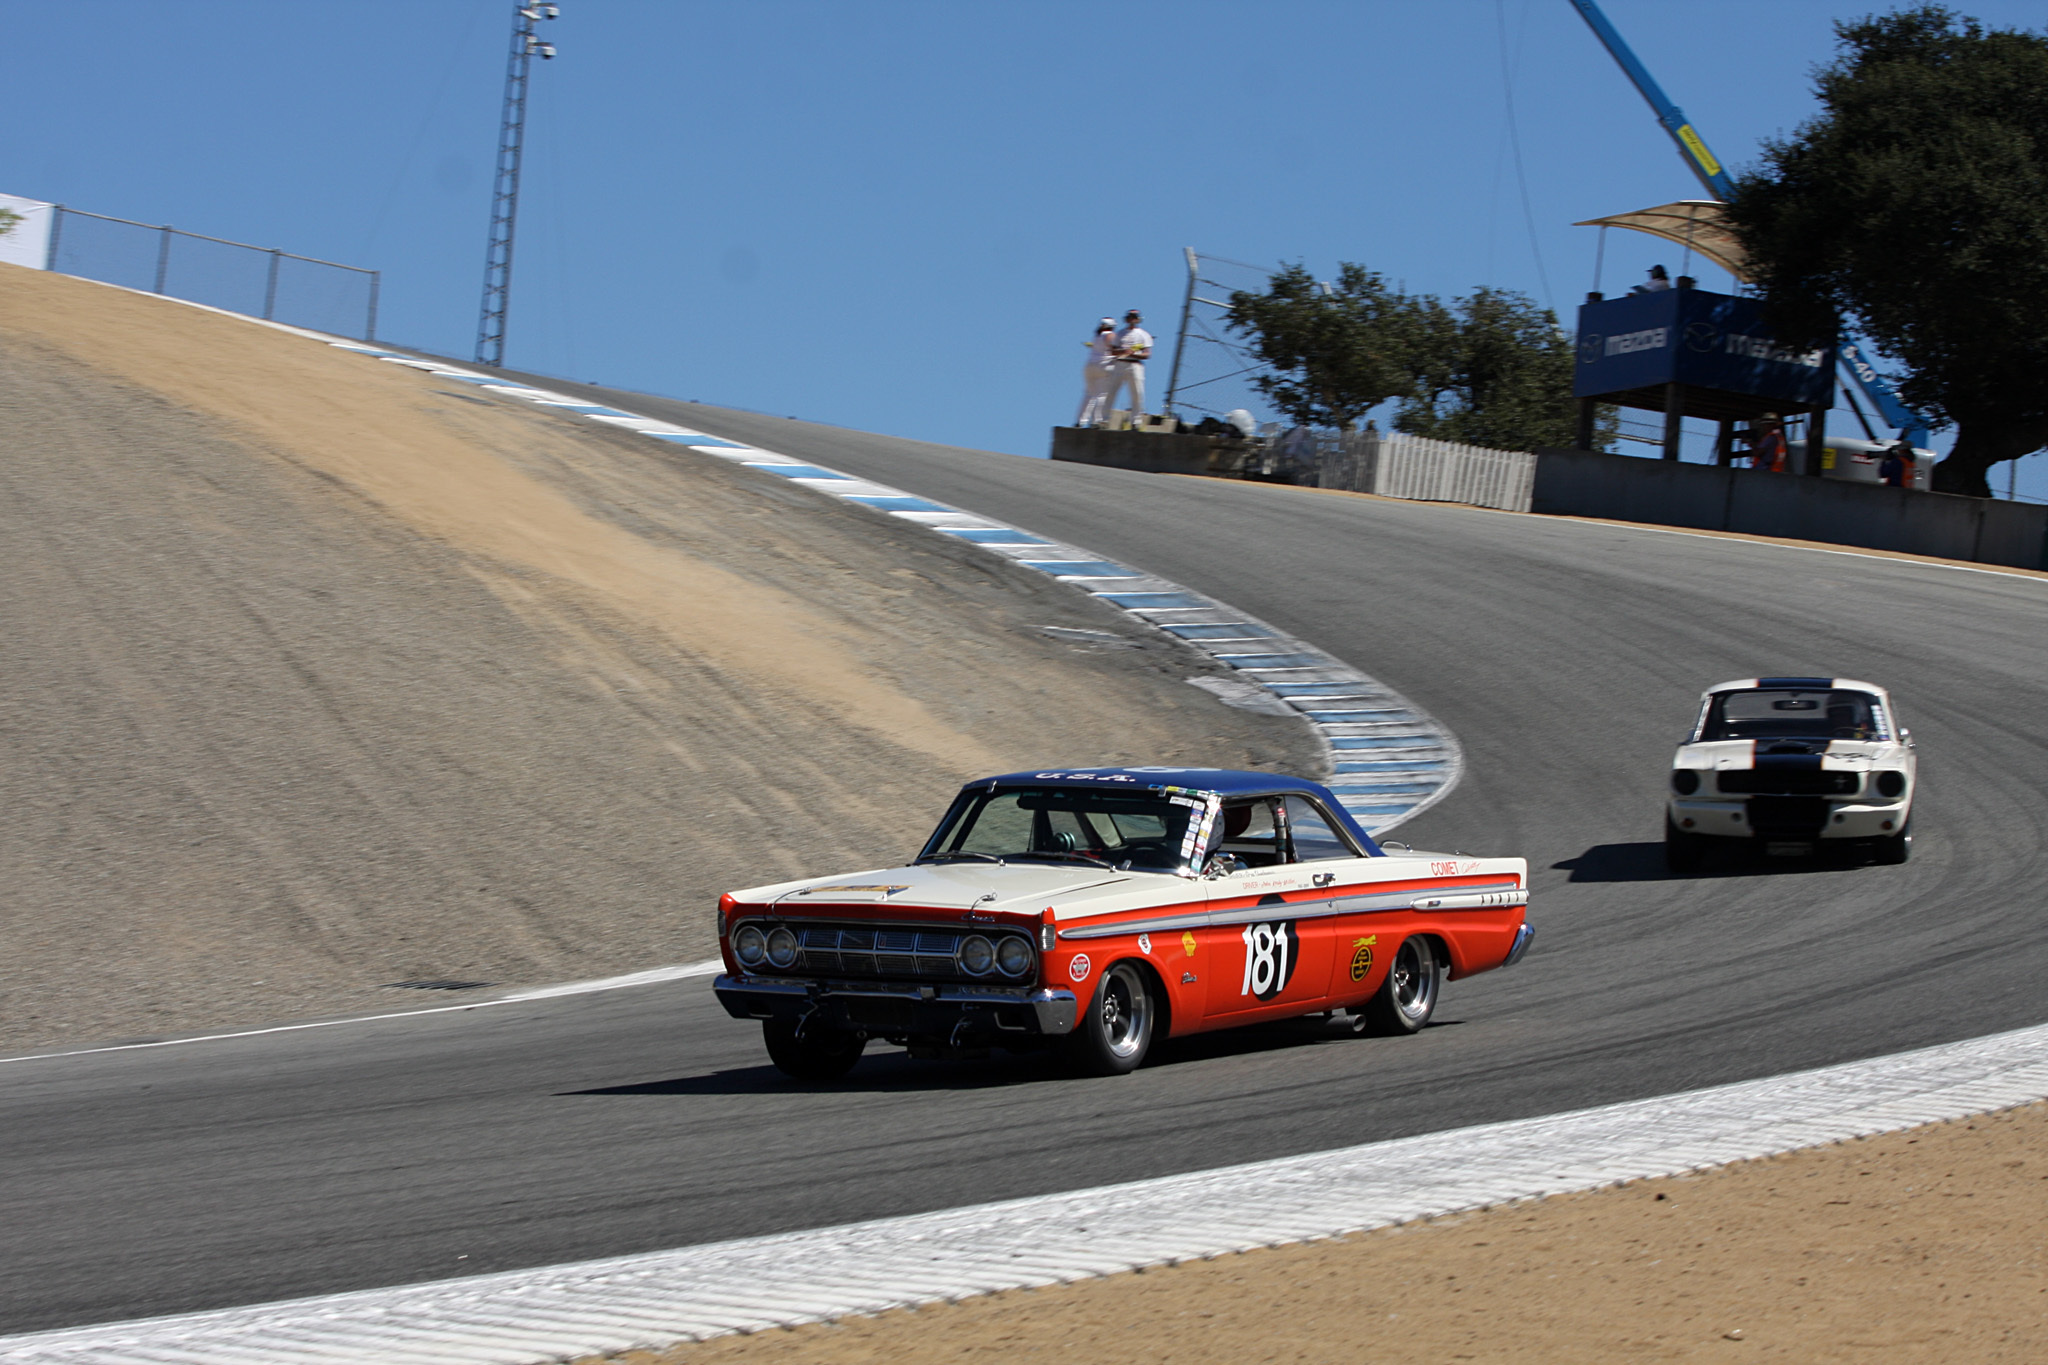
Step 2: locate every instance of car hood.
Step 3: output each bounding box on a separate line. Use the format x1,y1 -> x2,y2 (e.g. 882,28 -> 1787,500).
731,860 -> 1140,913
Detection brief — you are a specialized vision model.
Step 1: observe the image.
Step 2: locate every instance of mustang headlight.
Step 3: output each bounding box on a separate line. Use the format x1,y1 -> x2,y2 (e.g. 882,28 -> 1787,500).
957,934 -> 996,976
1875,770 -> 1907,798
765,926 -> 799,968
1671,769 -> 1701,796
733,923 -> 767,968
994,935 -> 1033,979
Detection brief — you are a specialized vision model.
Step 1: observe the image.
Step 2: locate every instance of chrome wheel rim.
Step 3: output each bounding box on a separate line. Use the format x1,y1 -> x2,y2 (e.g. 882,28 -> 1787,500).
1100,963 -> 1149,1057
1391,939 -> 1436,1019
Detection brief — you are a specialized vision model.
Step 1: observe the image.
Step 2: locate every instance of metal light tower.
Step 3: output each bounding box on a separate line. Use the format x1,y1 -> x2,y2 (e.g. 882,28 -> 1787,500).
475,3 -> 559,367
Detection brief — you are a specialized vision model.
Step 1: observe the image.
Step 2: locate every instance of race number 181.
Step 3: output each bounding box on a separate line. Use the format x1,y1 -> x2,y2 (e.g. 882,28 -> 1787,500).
1240,921 -> 1299,1000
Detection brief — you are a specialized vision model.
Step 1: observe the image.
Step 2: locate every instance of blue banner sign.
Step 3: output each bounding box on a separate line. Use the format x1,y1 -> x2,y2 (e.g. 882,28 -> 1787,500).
1573,288 -> 1832,409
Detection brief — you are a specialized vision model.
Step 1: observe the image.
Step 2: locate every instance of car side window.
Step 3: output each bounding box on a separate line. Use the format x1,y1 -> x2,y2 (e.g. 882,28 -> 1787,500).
1215,798 -> 1283,867
1283,795 -> 1358,861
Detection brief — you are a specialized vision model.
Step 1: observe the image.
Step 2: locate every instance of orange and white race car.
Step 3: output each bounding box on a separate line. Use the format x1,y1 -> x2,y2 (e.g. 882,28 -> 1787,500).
713,768 -> 1533,1079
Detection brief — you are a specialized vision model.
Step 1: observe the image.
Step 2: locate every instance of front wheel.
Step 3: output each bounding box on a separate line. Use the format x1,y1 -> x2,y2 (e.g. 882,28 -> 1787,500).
1355,935 -> 1441,1036
763,1016 -> 866,1081
1064,961 -> 1156,1075
1873,817 -> 1912,865
1665,815 -> 1709,874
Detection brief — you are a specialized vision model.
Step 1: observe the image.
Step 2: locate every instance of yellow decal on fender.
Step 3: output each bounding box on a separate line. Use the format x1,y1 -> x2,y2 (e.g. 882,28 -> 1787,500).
1181,930 -> 1199,957
1349,935 -> 1378,982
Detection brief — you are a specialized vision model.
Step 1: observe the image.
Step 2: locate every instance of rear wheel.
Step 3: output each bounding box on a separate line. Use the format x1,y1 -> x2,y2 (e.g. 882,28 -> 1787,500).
763,1016 -> 866,1081
1064,961 -> 1155,1075
1665,815 -> 1709,873
1356,935 -> 1441,1036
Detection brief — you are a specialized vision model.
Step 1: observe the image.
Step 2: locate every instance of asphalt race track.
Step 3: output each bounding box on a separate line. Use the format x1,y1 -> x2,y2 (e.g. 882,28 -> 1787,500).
5,391 -> 2046,1336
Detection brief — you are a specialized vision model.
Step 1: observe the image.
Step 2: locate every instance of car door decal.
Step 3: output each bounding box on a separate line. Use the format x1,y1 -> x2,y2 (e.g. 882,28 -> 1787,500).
1239,920 -> 1300,1000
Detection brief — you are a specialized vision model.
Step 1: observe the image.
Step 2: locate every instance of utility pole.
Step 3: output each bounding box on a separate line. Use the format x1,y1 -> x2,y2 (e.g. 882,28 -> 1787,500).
475,3 -> 559,368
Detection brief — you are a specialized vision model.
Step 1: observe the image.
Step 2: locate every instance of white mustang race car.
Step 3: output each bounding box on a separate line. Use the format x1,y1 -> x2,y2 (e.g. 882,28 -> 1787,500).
1666,677 -> 1916,870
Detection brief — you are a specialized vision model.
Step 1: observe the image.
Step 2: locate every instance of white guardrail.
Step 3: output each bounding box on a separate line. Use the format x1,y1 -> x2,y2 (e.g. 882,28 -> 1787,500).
1314,431 -> 1536,514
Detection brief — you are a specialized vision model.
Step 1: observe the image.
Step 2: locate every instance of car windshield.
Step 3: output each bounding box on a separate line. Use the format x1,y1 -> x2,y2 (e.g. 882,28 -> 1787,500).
1700,689 -> 1883,742
919,786 -> 1203,872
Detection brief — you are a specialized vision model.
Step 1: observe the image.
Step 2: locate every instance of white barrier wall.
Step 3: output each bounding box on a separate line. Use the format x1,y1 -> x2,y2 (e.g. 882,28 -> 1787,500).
1315,432 -> 1538,514
0,194 -> 55,271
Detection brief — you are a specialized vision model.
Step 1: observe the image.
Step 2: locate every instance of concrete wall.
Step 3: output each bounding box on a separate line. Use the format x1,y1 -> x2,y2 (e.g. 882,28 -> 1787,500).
1531,448 -> 2048,571
1049,426 -> 1248,477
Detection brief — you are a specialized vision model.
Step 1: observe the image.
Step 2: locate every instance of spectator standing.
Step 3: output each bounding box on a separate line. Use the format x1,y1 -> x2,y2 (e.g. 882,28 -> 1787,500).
1075,318 -> 1118,427
1630,264 -> 1672,295
1105,309 -> 1153,421
1879,440 -> 1914,487
1749,413 -> 1788,473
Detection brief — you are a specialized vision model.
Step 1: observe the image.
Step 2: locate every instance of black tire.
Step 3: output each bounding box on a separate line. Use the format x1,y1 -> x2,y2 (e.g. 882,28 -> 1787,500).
1665,815 -> 1708,874
1064,960 -> 1156,1076
763,1015 -> 866,1081
1873,817 -> 1912,865
1356,935 -> 1441,1036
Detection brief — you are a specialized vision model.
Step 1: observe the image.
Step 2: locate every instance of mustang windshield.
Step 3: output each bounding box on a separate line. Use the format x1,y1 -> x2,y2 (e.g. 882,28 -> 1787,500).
919,786 -> 1203,871
1701,689 -> 1884,742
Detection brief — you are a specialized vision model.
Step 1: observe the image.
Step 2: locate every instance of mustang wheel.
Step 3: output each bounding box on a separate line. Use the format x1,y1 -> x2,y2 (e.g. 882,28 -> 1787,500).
763,1016 -> 866,1081
1065,961 -> 1155,1076
1357,935 -> 1440,1036
1665,815 -> 1709,874
1873,817 -> 1912,865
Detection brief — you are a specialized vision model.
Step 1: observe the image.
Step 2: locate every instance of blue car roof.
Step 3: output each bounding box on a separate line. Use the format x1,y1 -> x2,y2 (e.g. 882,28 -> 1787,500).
962,767 -> 1385,856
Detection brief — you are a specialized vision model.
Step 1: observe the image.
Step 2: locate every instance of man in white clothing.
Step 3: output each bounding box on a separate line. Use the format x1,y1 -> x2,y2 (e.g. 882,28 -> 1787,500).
1075,318 -> 1118,426
1105,309 -> 1153,421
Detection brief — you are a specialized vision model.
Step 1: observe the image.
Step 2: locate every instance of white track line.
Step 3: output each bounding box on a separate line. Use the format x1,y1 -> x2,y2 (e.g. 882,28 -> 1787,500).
7,1020 -> 2044,1364
0,962 -> 724,1067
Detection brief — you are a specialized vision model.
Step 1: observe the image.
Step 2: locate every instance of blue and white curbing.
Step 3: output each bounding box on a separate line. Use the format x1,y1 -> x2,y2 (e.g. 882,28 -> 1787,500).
6,1020 -> 2046,1364
329,343 -> 1461,834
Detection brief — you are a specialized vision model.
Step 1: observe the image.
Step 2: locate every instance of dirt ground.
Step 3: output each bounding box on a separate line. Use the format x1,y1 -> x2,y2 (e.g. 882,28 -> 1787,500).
608,1101 -> 2048,1364
0,265 -> 1318,1051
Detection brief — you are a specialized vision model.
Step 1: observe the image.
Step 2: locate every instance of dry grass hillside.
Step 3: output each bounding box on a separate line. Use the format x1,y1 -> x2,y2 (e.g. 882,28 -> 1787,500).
0,265 -> 1318,1050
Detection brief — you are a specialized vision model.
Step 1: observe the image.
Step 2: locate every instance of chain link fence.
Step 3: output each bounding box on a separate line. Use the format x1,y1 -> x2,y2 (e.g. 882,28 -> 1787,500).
45,208 -> 379,341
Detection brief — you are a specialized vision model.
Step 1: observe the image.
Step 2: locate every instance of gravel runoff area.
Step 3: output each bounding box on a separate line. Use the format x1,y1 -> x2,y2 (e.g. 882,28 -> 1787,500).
0,265 -> 1319,1052
602,1101 -> 2048,1364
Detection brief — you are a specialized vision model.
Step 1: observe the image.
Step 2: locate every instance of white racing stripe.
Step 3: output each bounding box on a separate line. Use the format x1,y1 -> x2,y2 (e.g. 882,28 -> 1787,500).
6,1021 -> 2045,1364
318,344 -> 1463,834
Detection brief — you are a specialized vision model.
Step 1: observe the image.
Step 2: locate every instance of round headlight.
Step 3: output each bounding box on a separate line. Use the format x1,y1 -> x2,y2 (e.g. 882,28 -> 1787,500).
957,934 -> 996,976
1671,769 -> 1700,795
995,936 -> 1033,978
765,926 -> 799,968
1875,770 -> 1906,798
733,924 -> 767,967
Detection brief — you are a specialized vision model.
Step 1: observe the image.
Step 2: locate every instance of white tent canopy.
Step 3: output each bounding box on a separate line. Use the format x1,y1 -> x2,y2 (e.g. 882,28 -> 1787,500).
1576,200 -> 1749,283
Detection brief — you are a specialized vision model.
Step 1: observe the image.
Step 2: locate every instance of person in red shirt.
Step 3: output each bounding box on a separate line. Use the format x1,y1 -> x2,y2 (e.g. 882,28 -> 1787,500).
1750,413 -> 1788,473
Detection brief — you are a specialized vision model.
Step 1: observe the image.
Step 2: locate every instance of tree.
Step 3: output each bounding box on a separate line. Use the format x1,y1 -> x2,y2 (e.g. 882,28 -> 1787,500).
1726,6 -> 2048,496
1393,286 -> 1584,451
1225,263 -> 1425,432
0,206 -> 21,239
1228,265 -> 1594,451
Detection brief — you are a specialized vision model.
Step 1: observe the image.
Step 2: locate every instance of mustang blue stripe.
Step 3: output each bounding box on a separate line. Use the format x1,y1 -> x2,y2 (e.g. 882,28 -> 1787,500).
1756,676 -> 1834,689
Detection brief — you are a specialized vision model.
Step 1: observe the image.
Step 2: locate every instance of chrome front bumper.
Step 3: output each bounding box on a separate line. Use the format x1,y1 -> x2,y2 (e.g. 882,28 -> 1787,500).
713,973 -> 1081,1039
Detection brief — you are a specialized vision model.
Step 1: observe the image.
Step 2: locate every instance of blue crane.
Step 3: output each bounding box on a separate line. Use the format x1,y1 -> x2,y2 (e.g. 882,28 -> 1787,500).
1567,0 -> 1932,448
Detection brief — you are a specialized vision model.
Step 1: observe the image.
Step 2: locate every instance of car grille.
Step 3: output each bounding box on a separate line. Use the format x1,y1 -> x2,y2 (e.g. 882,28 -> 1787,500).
1718,771 -> 1859,795
797,925 -> 965,978
1745,796 -> 1830,837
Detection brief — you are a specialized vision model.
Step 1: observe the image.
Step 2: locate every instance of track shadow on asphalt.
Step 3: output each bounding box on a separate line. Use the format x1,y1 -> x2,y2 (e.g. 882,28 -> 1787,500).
1556,841 -> 1870,883
560,1017 -> 1454,1097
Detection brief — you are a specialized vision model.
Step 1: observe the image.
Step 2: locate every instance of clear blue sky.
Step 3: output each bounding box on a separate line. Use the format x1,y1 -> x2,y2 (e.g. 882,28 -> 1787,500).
4,0 -> 2043,497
